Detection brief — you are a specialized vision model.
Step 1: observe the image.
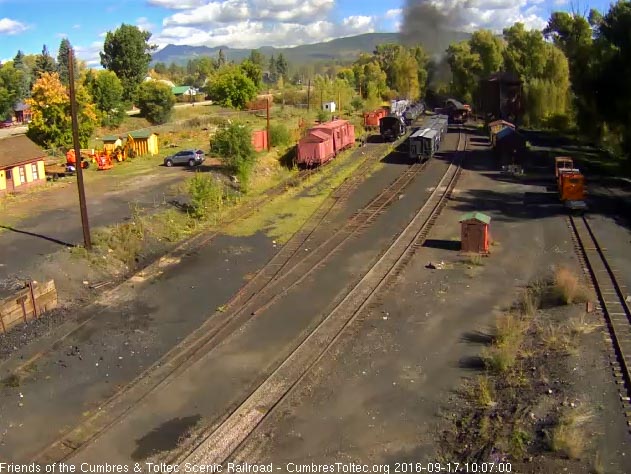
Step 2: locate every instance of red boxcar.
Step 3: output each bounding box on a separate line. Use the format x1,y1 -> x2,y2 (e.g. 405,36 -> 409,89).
363,109 -> 387,128
310,119 -> 355,154
251,129 -> 269,152
297,130 -> 335,167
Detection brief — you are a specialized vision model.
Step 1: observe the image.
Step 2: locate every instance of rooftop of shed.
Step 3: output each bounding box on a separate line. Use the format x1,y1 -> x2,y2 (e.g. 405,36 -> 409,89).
459,212 -> 491,224
0,135 -> 47,169
128,131 -> 157,139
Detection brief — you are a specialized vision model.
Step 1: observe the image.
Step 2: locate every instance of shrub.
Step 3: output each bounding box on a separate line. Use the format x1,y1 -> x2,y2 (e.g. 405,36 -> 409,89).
351,96 -> 364,112
269,123 -> 292,148
188,172 -> 225,220
316,109 -> 328,123
211,122 -> 257,186
137,81 -> 176,125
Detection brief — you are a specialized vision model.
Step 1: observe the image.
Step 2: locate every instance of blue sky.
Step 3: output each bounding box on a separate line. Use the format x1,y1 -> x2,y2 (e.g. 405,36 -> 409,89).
0,0 -> 612,66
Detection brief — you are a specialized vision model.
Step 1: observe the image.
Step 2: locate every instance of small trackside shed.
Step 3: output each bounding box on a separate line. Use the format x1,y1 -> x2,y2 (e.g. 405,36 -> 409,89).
251,129 -> 269,152
0,135 -> 47,194
101,135 -> 123,153
297,130 -> 335,167
127,131 -> 159,156
460,212 -> 491,254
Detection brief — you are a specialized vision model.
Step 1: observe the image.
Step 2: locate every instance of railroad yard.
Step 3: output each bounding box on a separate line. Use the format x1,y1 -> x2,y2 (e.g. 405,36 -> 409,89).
0,108 -> 629,474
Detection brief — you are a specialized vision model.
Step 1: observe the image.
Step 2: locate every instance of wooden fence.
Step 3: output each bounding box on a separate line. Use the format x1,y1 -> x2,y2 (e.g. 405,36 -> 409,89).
0,280 -> 57,334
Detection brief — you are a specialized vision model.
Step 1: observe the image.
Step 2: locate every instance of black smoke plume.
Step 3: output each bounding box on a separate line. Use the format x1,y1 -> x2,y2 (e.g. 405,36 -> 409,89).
400,0 -> 469,56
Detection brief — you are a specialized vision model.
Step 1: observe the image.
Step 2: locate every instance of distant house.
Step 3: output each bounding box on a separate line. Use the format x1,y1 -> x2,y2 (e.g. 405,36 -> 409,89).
0,135 -> 47,194
13,102 -> 32,123
172,86 -> 197,97
127,131 -> 159,156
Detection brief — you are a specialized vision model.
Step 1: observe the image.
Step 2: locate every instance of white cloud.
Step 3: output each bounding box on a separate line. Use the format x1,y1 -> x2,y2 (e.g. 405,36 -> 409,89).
153,14 -> 374,49
162,0 -> 334,27
149,0 -> 375,48
385,8 -> 402,19
0,18 -> 28,35
74,41 -> 103,66
72,24 -> 81,29
147,0 -> 207,8
136,16 -> 155,32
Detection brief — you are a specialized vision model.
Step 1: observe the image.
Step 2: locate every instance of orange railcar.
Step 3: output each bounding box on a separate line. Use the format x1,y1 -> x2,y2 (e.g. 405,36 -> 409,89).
558,170 -> 585,202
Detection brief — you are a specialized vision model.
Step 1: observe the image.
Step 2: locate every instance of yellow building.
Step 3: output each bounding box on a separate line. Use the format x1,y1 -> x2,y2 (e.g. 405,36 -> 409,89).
127,131 -> 159,156
0,135 -> 47,194
101,135 -> 123,153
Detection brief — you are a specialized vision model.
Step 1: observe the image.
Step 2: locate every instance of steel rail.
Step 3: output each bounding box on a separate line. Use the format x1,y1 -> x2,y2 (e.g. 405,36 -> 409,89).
34,130 -> 416,463
172,128 -> 467,465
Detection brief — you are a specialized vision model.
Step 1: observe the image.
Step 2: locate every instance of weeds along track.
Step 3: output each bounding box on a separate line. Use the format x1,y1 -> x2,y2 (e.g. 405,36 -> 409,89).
34,132 -> 415,463
569,214 -> 631,428
171,128 -> 467,465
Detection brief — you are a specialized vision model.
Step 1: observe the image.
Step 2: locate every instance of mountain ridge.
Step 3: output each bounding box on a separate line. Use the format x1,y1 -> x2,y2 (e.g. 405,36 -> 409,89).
151,32 -> 406,66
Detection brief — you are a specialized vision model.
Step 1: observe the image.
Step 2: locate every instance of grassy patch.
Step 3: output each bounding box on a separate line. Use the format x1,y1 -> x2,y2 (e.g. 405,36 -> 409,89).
482,313 -> 530,374
553,266 -> 589,305
548,409 -> 593,459
225,146 -> 379,243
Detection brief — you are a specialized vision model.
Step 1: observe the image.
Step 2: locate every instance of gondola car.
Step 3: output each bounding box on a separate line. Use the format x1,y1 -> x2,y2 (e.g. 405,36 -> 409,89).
379,115 -> 406,141
409,128 -> 439,162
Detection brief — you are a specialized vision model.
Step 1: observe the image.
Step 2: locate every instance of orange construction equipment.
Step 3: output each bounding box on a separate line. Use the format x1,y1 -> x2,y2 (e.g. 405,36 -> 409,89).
96,151 -> 114,170
65,149 -> 90,169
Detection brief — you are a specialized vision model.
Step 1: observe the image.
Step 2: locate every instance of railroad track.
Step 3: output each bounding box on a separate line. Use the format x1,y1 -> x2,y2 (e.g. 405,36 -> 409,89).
171,127 -> 467,465
34,129 -> 417,463
568,214 -> 631,419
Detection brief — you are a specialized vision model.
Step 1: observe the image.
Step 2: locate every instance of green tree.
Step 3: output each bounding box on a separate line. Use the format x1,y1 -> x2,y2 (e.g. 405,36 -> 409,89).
100,24 -> 156,103
56,38 -> 77,86
393,48 -> 420,100
26,72 -> 97,148
249,50 -> 265,67
217,49 -> 226,67
240,59 -> 263,88
446,41 -> 479,103
276,53 -> 288,79
33,45 -> 56,79
85,70 -> 126,127
469,30 -> 505,77
0,63 -> 25,119
207,65 -> 257,109
592,0 -> 631,154
269,55 -> 277,81
211,122 -> 256,185
502,23 -> 548,81
154,62 -> 167,75
136,80 -> 175,124
373,43 -> 403,89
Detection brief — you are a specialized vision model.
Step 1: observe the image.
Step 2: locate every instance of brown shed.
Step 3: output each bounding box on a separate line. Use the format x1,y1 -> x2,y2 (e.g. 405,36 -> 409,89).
460,212 -> 491,254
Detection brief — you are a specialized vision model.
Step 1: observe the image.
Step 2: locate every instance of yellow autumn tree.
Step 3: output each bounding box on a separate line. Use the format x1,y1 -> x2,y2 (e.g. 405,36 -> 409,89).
27,72 -> 98,148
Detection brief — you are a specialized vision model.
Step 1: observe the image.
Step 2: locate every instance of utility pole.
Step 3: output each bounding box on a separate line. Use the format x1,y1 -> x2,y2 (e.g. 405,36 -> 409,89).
307,79 -> 311,112
68,47 -> 92,250
266,97 -> 271,152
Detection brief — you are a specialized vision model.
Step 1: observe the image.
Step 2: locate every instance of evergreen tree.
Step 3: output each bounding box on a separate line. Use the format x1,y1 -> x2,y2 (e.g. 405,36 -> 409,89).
276,53 -> 288,79
218,49 -> 226,67
33,45 -> 56,79
56,38 -> 77,86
